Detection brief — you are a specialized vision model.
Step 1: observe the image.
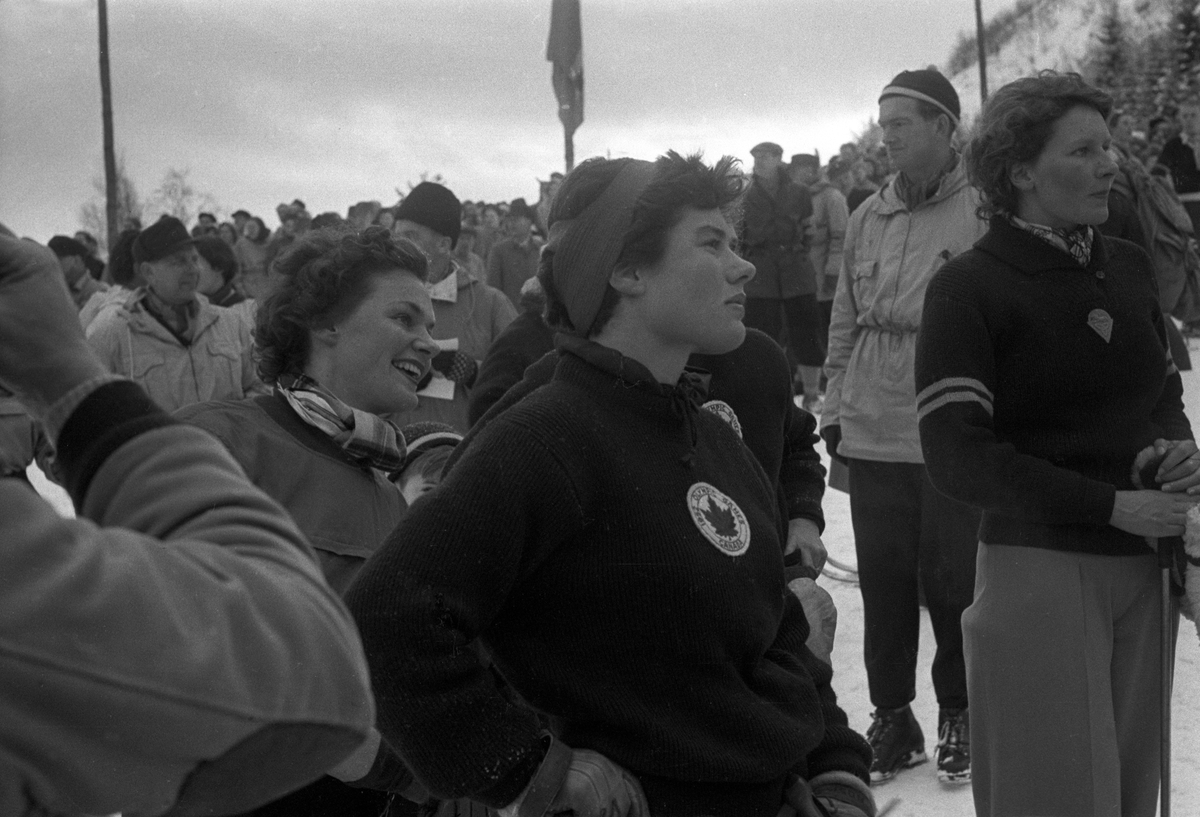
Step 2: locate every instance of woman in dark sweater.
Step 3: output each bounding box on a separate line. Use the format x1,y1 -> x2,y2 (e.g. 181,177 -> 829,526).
915,73 -> 1198,817
347,152 -> 873,817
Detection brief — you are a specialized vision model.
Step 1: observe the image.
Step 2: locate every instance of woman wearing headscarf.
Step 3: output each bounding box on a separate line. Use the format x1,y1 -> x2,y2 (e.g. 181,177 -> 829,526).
346,152 -> 874,817
915,72 -> 1198,817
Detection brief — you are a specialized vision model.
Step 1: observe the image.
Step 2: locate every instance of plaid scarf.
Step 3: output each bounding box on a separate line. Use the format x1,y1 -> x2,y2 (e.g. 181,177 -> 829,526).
278,373 -> 407,472
1007,215 -> 1093,267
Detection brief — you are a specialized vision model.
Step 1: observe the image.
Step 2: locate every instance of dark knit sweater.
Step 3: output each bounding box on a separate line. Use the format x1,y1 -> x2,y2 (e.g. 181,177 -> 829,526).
915,218 -> 1191,555
346,337 -> 868,817
455,328 -> 826,531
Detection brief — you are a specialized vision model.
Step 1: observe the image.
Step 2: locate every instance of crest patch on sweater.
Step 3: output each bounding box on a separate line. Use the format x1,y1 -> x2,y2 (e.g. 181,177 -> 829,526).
1087,308 -> 1112,343
701,400 -> 743,438
687,482 -> 750,556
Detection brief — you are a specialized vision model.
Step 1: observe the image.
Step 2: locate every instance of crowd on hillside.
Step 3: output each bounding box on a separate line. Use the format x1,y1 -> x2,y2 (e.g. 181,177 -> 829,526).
6,67 -> 1200,817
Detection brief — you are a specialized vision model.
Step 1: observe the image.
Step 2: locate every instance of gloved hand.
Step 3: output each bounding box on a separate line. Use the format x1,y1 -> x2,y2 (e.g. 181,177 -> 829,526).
545,749 -> 649,817
431,349 -> 479,387
0,232 -> 108,415
820,425 -> 847,467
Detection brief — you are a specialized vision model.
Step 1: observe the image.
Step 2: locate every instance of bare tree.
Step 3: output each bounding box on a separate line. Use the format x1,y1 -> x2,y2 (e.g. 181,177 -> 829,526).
146,168 -> 221,228
78,152 -> 142,253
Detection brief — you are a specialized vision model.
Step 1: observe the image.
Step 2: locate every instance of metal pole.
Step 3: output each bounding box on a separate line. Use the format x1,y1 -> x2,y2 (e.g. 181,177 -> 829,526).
98,0 -> 119,251
565,129 -> 575,173
1160,550 -> 1172,817
975,0 -> 989,103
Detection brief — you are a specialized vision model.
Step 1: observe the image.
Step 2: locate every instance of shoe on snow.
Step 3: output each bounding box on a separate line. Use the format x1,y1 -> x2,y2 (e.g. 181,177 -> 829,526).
936,707 -> 971,784
866,705 -> 927,784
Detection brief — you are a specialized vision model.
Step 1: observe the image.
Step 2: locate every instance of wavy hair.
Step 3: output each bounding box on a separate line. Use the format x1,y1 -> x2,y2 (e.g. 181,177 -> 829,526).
254,226 -> 427,385
538,150 -> 747,336
966,71 -> 1112,219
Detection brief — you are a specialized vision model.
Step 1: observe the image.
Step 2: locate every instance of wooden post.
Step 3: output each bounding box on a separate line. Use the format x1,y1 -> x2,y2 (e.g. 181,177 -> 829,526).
975,0 -> 989,103
565,129 -> 575,172
98,0 -> 119,250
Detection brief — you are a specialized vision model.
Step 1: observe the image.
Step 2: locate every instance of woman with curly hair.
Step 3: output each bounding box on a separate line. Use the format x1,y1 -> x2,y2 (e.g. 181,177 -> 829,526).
915,72 -> 1198,816
346,152 -> 875,817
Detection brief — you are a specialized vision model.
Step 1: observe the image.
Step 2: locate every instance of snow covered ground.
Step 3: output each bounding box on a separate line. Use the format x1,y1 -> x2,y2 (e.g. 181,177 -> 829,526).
27,358 -> 1200,816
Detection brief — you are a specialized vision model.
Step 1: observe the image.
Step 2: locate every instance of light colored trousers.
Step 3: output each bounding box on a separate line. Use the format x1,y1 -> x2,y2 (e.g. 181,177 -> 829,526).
964,544 -> 1174,817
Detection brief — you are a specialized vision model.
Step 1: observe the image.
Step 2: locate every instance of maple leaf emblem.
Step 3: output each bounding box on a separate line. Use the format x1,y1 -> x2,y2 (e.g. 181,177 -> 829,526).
702,496 -> 738,538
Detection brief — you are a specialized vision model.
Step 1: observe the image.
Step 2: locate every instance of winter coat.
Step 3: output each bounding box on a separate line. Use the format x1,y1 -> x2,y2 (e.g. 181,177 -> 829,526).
468,309 -> 555,426
1,381 -> 373,817
86,290 -> 265,414
822,157 -> 986,462
388,263 -> 517,432
177,391 -> 406,595
808,181 -> 849,302
741,170 -> 817,300
486,236 -> 541,309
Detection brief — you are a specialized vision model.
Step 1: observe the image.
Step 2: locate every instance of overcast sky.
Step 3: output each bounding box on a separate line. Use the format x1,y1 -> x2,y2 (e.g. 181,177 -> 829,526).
1,0 -> 1012,244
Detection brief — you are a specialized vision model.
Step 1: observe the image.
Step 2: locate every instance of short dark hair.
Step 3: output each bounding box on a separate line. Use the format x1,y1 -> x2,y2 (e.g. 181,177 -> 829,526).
966,71 -> 1112,219
194,235 -> 239,285
48,235 -> 89,259
254,226 -> 428,385
539,150 -> 746,335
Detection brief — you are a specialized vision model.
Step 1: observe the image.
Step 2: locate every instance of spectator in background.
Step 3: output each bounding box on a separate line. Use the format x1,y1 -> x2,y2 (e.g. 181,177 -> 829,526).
231,209 -> 252,234
847,157 -> 883,213
453,224 -> 487,281
1157,100 -> 1200,233
347,201 -> 381,231
73,230 -> 106,280
194,235 -> 245,308
48,235 -> 108,311
87,216 -> 263,413
311,211 -> 345,231
791,153 -> 848,359
236,216 -> 271,297
393,182 -> 516,432
374,206 -> 395,232
486,197 -> 541,309
475,203 -> 502,262
823,68 -> 985,786
218,221 -> 240,246
534,171 -> 564,236
79,228 -> 141,331
468,275 -> 554,425
741,141 -> 825,410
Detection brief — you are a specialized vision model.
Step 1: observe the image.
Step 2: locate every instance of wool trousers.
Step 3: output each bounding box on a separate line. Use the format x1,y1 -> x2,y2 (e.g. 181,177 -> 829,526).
846,459 -> 979,711
965,544 -> 1172,817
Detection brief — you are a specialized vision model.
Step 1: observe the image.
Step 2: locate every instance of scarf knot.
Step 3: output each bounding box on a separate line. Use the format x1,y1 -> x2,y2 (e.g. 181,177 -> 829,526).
278,373 -> 407,472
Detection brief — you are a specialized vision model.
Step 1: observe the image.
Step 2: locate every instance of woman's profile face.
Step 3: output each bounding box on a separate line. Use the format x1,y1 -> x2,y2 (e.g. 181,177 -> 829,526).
634,207 -> 756,357
316,270 -> 437,416
1015,105 -> 1117,230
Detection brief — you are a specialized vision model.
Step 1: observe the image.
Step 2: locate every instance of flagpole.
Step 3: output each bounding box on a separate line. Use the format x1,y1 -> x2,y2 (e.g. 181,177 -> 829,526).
975,0 -> 989,103
548,0 -> 583,175
98,0 -> 119,250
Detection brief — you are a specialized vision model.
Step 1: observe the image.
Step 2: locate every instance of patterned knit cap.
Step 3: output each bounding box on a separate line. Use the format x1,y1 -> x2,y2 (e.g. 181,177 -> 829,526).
399,421 -> 463,473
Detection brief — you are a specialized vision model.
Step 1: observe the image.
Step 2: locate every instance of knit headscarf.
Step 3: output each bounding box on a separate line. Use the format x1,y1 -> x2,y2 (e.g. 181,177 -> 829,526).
277,373 -> 407,472
545,159 -> 658,335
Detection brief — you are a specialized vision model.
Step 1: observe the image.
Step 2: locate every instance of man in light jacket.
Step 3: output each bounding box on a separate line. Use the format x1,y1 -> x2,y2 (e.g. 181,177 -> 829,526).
821,68 -> 987,787
0,229 -> 375,816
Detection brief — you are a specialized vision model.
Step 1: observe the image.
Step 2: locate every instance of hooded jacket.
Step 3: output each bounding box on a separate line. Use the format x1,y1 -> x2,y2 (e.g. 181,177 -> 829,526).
86,289 -> 264,414
822,157 -> 986,462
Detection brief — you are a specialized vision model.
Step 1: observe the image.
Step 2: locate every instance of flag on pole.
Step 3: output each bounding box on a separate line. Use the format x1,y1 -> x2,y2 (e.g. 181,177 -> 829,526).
547,0 -> 583,137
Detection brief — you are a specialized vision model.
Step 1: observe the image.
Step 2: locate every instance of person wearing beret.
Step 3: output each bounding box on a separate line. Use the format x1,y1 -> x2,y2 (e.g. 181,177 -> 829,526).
347,151 -> 874,817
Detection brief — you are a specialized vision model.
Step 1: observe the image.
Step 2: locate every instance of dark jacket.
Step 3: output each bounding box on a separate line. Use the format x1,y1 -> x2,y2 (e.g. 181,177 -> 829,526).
468,309 -> 555,426
741,170 -> 817,299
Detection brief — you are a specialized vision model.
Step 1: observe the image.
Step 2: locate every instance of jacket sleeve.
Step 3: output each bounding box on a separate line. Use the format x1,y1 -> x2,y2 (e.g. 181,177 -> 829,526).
1149,307 -> 1192,441
915,267 -> 1118,524
769,594 -> 871,785
236,314 -> 269,396
821,209 -> 863,430
345,419 -> 583,808
781,394 -> 826,529
84,312 -> 128,378
0,381 -> 373,817
823,191 -> 849,281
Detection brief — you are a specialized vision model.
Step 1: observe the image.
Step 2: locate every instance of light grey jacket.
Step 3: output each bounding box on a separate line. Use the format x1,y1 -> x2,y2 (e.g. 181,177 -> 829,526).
822,158 -> 987,462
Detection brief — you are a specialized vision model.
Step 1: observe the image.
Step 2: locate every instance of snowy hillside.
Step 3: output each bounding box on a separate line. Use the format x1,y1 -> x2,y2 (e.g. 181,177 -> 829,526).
946,0 -> 1171,124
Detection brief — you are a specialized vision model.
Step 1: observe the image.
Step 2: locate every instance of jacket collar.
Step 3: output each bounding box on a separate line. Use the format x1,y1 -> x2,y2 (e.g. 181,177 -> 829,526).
975,216 -> 1110,276
124,289 -> 222,340
875,153 -> 968,215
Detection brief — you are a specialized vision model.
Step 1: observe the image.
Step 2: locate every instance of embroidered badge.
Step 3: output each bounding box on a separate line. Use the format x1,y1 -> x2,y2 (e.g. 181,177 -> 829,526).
701,399 -> 743,438
1087,308 -> 1113,343
686,482 -> 751,556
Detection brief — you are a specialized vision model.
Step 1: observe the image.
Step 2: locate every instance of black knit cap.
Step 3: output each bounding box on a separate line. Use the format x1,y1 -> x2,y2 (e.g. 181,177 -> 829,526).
879,68 -> 960,125
133,216 -> 197,265
395,182 -> 462,246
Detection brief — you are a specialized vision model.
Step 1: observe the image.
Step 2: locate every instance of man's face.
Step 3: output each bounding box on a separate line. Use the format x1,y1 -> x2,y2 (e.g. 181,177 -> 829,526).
879,96 -> 945,176
58,255 -> 87,286
142,246 -> 201,305
393,220 -> 450,264
790,164 -> 817,187
752,151 -> 782,179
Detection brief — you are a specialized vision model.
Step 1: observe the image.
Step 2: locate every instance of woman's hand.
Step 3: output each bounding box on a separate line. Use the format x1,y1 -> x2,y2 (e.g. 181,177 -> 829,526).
1109,490 -> 1195,537
546,750 -> 648,817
